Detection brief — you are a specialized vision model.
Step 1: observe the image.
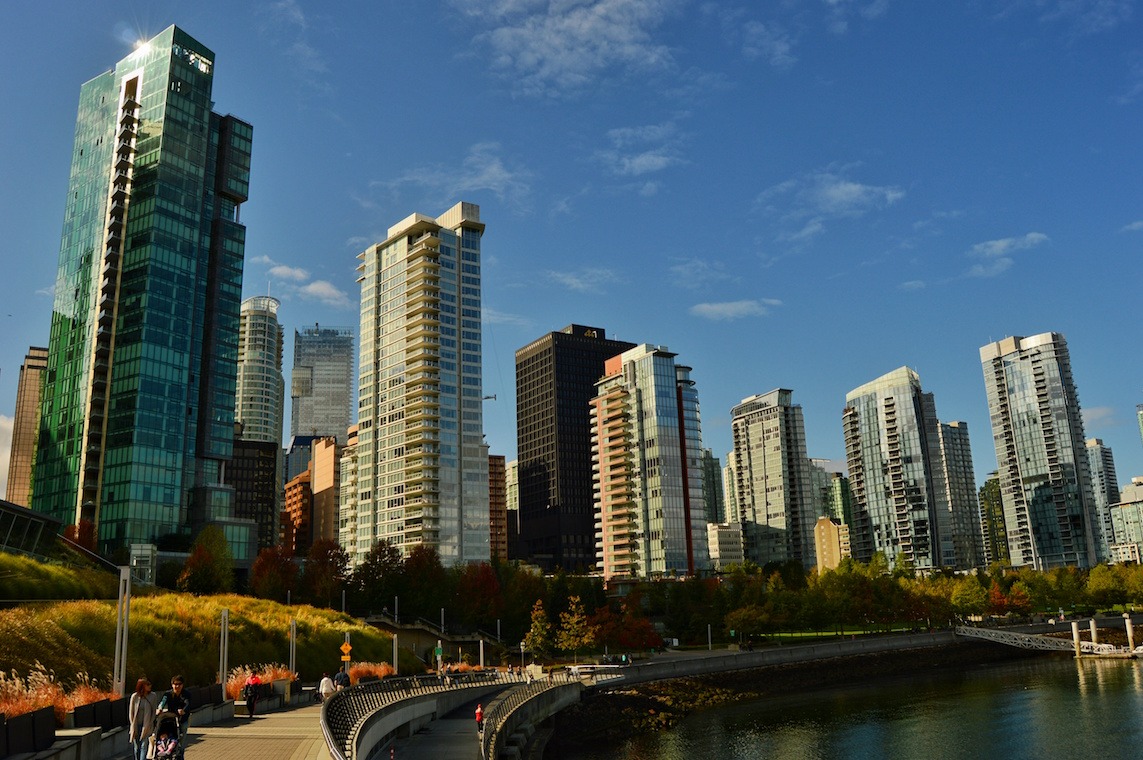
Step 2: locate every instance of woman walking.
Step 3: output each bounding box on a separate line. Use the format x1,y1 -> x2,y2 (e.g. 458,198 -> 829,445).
128,678 -> 155,760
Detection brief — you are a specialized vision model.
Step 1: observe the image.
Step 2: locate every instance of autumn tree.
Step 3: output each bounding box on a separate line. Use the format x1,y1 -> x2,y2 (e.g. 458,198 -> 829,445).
250,545 -> 297,602
556,595 -> 596,663
524,600 -> 552,660
177,525 -> 234,595
301,538 -> 349,608
349,539 -> 403,615
454,562 -> 502,631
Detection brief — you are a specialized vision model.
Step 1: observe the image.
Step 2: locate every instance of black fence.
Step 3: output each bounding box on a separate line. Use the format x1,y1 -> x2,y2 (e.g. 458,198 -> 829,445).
1,706 -> 55,757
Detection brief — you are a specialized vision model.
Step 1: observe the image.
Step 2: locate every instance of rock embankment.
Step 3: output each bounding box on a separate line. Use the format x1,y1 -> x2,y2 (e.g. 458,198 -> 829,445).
547,641 -> 1044,752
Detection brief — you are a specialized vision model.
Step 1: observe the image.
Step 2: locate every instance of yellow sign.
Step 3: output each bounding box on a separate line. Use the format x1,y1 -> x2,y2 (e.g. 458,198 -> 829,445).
340,642 -> 352,655
341,655 -> 351,661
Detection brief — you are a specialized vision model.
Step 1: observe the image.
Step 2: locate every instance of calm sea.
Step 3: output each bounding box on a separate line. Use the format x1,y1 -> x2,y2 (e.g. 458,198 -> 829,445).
558,656 -> 1143,760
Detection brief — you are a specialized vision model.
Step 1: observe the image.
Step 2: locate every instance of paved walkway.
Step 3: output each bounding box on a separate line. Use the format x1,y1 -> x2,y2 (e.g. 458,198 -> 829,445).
181,703 -> 328,760
388,693 -> 483,760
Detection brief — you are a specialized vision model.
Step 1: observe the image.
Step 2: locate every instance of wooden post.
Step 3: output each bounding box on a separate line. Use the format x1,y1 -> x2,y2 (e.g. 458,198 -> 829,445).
1071,620 -> 1081,658
1125,614 -> 1135,651
1089,618 -> 1098,646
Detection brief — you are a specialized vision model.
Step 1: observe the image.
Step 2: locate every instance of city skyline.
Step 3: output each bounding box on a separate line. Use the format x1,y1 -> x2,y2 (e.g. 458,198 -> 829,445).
2,3 -> 1142,502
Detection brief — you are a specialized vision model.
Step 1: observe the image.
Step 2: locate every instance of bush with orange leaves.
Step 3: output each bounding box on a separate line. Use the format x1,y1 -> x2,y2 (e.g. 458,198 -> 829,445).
0,662 -> 118,725
224,663 -> 296,700
347,661 -> 395,683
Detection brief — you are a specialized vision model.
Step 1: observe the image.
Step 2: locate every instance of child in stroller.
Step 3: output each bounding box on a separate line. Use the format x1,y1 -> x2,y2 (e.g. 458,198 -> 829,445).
150,712 -> 181,759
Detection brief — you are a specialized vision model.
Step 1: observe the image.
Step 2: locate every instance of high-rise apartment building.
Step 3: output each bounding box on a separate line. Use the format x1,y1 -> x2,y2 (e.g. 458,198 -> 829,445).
506,459 -> 520,559
31,26 -> 254,559
355,202 -> 489,566
338,424 -> 360,562
980,333 -> 1098,569
590,345 -> 708,579
842,367 -> 949,571
489,454 -> 508,561
515,325 -> 636,572
236,296 -> 285,445
938,421 -> 984,570
5,347 -> 48,506
700,449 -> 725,525
1086,438 -> 1120,561
729,390 -> 817,569
978,472 -> 1008,567
291,324 -> 354,444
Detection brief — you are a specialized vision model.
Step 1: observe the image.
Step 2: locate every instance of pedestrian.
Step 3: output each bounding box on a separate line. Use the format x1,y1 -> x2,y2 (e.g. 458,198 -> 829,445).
243,671 -> 262,717
157,675 -> 191,755
128,678 -> 155,760
319,672 -> 336,701
475,702 -> 484,733
334,665 -> 351,690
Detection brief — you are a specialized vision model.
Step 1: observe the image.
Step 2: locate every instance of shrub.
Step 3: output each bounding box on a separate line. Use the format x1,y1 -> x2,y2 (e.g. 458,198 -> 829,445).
348,662 -> 395,683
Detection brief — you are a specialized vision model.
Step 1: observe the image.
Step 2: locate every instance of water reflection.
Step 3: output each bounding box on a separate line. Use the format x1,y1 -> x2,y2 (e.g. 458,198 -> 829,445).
560,658 -> 1143,760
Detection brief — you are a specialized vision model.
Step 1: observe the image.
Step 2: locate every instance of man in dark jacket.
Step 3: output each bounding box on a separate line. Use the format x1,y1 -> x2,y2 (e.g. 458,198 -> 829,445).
157,675 -> 191,756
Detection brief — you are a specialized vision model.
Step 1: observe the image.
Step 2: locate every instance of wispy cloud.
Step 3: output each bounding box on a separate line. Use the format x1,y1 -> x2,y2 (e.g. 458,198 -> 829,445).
824,0 -> 891,35
899,280 -> 925,291
1117,59 -> 1143,104
1083,405 -> 1118,430
453,0 -> 682,97
268,264 -> 310,282
966,231 -> 1049,278
1120,220 -> 1143,232
596,121 -> 685,180
1037,0 -> 1134,35
669,257 -> 739,289
703,6 -> 797,67
249,255 -> 354,309
546,267 -> 616,293
483,307 -> 533,327
262,0 -> 330,92
689,298 -> 781,320
757,166 -> 905,243
368,143 -> 532,212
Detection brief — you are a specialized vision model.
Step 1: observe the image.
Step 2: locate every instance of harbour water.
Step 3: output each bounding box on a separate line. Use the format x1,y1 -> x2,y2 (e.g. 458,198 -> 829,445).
558,656 -> 1143,759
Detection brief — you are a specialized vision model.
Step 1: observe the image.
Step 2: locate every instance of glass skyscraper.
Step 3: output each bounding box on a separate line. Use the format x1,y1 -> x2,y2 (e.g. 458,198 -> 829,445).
32,26 -> 253,558
291,324 -> 354,444
354,202 -> 489,566
842,367 -> 950,571
980,333 -> 1097,569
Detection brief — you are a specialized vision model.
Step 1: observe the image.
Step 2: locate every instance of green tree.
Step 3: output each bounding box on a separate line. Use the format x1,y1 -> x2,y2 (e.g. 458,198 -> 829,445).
1086,564 -> 1127,609
523,600 -> 552,660
250,545 -> 297,602
556,595 -> 596,663
349,539 -> 403,615
951,576 -> 988,617
177,525 -> 233,594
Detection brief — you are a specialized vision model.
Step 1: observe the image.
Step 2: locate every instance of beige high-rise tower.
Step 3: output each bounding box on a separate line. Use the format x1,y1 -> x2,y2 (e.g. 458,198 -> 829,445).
5,347 -> 48,506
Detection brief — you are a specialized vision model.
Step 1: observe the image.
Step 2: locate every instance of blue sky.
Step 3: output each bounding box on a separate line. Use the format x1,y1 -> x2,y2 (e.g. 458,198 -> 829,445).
1,0 -> 1141,497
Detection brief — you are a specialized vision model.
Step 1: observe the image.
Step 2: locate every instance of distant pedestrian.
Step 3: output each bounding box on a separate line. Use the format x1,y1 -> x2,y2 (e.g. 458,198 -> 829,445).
334,665 -> 351,690
243,672 -> 262,717
128,678 -> 156,760
319,672 -> 336,701
475,703 -> 484,733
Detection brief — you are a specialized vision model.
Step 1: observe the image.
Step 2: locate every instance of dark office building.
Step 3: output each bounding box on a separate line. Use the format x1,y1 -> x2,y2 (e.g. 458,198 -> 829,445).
226,424 -> 280,550
515,325 -> 636,572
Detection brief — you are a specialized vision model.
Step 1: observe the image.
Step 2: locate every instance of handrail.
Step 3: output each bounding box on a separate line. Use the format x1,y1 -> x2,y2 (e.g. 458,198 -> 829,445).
320,670 -> 501,760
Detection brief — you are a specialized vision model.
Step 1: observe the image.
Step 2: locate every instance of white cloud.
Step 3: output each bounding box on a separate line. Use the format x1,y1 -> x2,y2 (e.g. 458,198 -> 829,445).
1038,0 -> 1134,35
899,280 -> 925,290
1083,405 -> 1117,430
967,258 -> 1015,278
0,415 -> 11,498
824,0 -> 890,34
703,6 -> 797,67
297,280 -> 353,309
454,0 -> 682,97
268,264 -> 311,282
757,166 -> 904,242
371,143 -> 533,211
689,299 -> 778,320
262,0 -> 330,91
546,268 -> 616,293
596,121 -> 685,181
669,257 -> 738,289
36,284 -> 56,298
1120,220 -> 1143,232
969,232 -> 1049,258
483,307 -> 532,327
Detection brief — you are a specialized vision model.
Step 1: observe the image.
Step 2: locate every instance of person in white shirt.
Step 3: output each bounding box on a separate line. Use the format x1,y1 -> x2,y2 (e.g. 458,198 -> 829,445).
319,673 -> 336,701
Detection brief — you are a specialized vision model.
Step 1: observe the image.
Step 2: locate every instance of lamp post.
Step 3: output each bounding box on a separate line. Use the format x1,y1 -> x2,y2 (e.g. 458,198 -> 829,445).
520,641 -> 525,670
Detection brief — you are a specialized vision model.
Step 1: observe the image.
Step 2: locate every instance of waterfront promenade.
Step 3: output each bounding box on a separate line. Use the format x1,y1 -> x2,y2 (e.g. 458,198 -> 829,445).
118,702 -> 329,760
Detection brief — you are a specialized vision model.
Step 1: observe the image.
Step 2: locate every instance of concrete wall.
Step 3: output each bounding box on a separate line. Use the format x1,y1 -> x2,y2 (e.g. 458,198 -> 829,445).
606,632 -> 958,689
491,684 -> 582,759
353,685 -> 502,760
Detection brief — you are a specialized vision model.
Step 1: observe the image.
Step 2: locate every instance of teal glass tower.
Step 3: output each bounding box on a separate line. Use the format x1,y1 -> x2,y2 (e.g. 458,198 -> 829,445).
32,26 -> 254,559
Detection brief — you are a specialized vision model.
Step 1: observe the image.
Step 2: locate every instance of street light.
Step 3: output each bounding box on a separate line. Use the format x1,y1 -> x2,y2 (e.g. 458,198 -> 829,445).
520,641 -> 525,670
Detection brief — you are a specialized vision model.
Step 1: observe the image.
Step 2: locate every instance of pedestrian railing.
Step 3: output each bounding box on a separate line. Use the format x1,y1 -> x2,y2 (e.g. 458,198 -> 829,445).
320,670 -> 502,760
479,673 -> 595,760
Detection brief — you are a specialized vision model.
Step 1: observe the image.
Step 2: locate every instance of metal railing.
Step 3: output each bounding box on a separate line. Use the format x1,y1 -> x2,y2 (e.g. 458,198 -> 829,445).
320,670 -> 501,760
955,625 -> 1127,655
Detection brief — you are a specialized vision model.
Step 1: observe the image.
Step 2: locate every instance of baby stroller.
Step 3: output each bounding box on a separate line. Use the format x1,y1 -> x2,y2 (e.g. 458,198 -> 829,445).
149,711 -> 182,759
